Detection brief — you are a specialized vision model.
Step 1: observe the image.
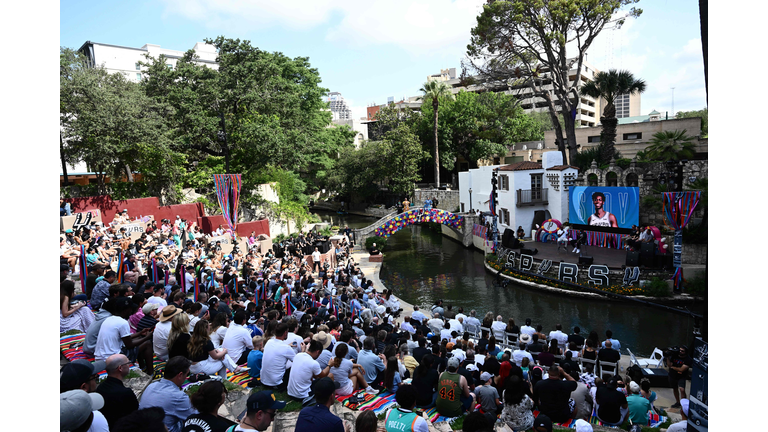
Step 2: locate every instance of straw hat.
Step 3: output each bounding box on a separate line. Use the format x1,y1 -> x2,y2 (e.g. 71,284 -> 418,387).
158,305 -> 182,322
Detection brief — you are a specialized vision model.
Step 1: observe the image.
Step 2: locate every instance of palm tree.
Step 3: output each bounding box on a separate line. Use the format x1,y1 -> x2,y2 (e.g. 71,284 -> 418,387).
645,130 -> 697,161
580,69 -> 646,162
418,80 -> 453,188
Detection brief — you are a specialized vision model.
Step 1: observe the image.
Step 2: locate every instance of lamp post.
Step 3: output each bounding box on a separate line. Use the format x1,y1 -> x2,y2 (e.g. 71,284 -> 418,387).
469,188 -> 473,212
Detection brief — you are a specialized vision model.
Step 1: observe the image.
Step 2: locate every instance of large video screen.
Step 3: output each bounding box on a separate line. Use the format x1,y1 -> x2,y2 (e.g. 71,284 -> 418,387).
568,186 -> 639,229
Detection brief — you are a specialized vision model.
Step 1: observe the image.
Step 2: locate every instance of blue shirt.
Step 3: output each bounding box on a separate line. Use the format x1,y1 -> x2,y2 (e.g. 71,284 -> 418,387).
602,338 -> 621,351
247,349 -> 263,380
138,379 -> 197,432
295,404 -> 344,432
357,349 -> 385,383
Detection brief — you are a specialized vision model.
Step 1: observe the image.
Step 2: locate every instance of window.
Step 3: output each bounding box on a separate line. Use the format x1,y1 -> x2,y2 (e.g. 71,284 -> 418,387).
136,73 -> 142,81
493,157 -> 501,165
505,156 -> 523,163
606,171 -> 618,187
531,174 -> 543,200
587,136 -> 601,143
623,132 -> 642,140
135,63 -> 140,71
498,208 -> 510,226
461,203 -> 465,213
499,175 -> 510,191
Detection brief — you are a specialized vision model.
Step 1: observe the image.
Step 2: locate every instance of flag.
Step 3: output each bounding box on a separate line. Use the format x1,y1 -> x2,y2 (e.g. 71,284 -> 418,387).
116,250 -> 125,283
79,245 -> 87,289
193,278 -> 200,302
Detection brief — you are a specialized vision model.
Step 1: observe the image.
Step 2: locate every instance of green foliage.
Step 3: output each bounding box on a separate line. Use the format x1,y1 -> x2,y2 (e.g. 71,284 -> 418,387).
686,274 -> 707,296
195,196 -> 217,215
318,227 -> 333,237
641,195 -> 663,212
60,47 -> 184,202
418,80 -> 453,186
682,221 -> 707,244
676,108 -> 708,137
365,236 -> 388,251
644,130 -> 697,161
273,233 -> 287,243
616,158 -> 632,169
426,222 -> 443,233
643,277 -> 671,297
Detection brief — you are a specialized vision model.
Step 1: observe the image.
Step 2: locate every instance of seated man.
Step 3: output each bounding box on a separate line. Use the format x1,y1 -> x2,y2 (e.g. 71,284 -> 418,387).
595,376 -> 628,426
96,354 -> 139,429
94,297 -> 155,376
357,337 -> 386,388
138,356 -> 198,432
597,339 -> 621,375
534,365 -> 578,424
261,323 -> 297,390
435,357 -> 474,418
295,378 -> 345,432
384,384 -> 430,432
369,243 -> 380,256
601,330 -> 621,351
221,310 -> 255,365
288,340 -> 332,405
626,381 -> 653,426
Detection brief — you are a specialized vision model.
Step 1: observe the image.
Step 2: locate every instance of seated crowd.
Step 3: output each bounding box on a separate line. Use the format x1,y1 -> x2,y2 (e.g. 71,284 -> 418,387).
60,210 -> 685,432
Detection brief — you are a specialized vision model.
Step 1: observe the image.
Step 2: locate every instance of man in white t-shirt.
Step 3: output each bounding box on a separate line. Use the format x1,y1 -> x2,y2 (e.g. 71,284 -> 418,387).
464,310 -> 482,335
520,318 -> 536,337
261,323 -> 297,390
221,310 -> 255,365
284,317 -> 305,354
287,339 -> 331,404
512,336 -> 535,367
410,306 -> 427,324
491,315 -> 507,340
549,324 -> 569,349
312,247 -> 322,274
428,313 -> 445,335
94,297 -> 155,375
146,286 -> 168,308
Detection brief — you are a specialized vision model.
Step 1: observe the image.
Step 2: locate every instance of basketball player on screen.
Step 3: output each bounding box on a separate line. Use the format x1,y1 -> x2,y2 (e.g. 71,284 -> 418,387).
587,192 -> 618,227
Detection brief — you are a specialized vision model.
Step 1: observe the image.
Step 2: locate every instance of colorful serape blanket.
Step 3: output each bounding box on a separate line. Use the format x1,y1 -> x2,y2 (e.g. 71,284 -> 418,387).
530,408 -> 667,429
422,407 -> 462,424
335,390 -> 398,414
61,333 -> 94,362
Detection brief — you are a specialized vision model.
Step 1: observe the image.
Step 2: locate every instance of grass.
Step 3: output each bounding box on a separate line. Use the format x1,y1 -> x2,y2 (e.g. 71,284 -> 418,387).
61,329 -> 84,337
449,415 -> 465,430
255,388 -> 304,412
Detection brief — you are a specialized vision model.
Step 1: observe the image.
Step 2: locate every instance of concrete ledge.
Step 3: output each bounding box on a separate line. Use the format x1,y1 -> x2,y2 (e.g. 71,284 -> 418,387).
368,254 -> 383,263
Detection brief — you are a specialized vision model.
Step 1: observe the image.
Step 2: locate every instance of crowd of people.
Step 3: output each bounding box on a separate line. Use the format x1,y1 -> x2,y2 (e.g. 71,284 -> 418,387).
60,207 -> 691,432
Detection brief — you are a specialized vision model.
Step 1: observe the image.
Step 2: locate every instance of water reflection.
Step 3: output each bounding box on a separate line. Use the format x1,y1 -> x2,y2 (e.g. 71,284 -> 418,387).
379,225 -> 706,358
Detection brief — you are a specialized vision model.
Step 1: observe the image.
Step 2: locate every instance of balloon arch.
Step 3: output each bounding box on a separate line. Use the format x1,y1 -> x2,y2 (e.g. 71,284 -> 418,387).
373,208 -> 464,238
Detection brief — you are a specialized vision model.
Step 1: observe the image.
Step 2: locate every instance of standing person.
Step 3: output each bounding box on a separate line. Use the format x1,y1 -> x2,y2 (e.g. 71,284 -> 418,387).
667,346 -> 693,408
587,192 -> 618,227
139,356 -> 198,432
295,378 -> 345,432
312,248 -> 322,274
435,357 -> 474,418
95,354 -> 139,428
181,381 -> 237,432
383,384 -> 429,432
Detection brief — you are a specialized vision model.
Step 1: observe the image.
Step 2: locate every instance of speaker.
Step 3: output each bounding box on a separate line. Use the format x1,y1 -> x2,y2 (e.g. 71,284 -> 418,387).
501,229 -> 516,248
521,247 -> 538,255
578,256 -> 594,266
626,250 -> 640,267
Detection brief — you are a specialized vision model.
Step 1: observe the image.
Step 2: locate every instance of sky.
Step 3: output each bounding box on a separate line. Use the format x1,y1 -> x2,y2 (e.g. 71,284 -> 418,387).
60,0 -> 707,121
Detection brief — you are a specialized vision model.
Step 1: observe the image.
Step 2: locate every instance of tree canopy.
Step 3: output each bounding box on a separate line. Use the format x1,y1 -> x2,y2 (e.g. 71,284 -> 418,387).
466,0 -> 642,165
676,108 -> 708,137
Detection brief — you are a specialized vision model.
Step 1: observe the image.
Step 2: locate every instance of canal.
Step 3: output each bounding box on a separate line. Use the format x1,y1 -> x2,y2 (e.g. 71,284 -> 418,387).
314,211 -> 707,358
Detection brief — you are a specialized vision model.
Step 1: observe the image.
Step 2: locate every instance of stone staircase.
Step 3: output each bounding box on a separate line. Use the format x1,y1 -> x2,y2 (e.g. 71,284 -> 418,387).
353,210 -> 398,242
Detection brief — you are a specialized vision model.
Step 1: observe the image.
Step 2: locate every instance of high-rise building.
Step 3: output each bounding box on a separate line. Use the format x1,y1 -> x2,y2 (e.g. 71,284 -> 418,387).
77,41 -> 219,83
326,92 -> 353,121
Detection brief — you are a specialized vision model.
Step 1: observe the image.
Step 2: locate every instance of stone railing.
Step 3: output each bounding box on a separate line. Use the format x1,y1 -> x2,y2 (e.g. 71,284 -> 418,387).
353,210 -> 398,242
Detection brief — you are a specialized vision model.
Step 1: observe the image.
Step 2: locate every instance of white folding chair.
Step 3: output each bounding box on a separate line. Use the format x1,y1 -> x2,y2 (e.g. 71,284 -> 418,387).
505,332 -> 519,346
579,357 -> 597,374
480,326 -> 491,337
599,360 -> 618,380
627,347 -> 664,368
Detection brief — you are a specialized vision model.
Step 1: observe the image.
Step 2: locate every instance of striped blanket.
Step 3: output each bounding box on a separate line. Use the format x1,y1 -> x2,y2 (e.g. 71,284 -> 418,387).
422,407 -> 462,424
335,390 -> 398,414
530,408 -> 666,429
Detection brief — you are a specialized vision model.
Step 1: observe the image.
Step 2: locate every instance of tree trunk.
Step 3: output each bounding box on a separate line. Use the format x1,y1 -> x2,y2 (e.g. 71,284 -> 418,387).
125,164 -> 134,183
600,102 -> 618,162
542,93 -> 568,164
433,100 -> 440,188
563,105 -> 579,166
60,133 -> 70,186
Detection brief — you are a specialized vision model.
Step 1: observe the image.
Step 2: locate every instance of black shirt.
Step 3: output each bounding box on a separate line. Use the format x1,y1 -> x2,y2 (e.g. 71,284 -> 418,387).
412,367 -> 440,406
86,273 -> 100,300
597,348 -> 621,372
181,413 -> 237,432
534,378 -> 578,423
190,340 -> 215,362
596,386 -> 627,424
95,376 -> 139,428
169,333 -> 191,360
412,347 -> 431,364
568,333 -> 585,347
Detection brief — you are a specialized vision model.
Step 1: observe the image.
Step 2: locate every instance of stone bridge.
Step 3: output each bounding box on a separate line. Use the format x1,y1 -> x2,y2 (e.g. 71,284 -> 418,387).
354,208 -> 468,244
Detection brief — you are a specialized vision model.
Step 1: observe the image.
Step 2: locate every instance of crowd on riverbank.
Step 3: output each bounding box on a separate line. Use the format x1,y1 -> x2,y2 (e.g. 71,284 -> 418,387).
60,209 -> 692,432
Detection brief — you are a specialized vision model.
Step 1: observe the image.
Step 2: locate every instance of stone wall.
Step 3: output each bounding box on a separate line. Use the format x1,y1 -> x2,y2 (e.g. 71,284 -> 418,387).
414,189 -> 460,212
682,244 -> 707,265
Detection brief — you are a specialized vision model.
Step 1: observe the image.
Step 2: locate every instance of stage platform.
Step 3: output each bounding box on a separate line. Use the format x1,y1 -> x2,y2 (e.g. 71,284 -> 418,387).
515,240 -> 630,269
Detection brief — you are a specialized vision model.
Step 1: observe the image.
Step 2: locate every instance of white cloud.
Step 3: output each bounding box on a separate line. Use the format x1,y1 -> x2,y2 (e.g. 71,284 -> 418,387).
160,0 -> 485,56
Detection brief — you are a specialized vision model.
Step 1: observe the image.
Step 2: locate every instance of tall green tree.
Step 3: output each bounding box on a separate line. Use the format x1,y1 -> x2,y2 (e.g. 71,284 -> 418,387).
579,69 -> 646,161
644,130 -> 696,161
380,124 -> 428,197
60,47 -> 183,200
418,80 -> 453,187
466,0 -> 642,165
675,108 -> 708,137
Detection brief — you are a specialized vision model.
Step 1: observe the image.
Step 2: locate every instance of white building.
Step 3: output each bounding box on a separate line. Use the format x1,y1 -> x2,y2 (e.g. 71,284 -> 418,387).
331,118 -> 369,149
326,92 -> 353,121
459,152 -> 578,234
78,41 -> 219,83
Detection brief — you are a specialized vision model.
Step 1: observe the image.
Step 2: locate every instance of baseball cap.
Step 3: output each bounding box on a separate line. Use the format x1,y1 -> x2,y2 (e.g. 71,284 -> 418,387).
533,414 -> 552,431
680,398 -> 689,416
480,372 -> 494,382
311,377 -> 340,401
246,391 -> 286,413
60,390 -> 104,431
60,359 -> 107,392
628,381 -> 641,394
353,318 -> 361,325
574,419 -> 593,432
143,303 -> 160,315
447,357 -> 460,369
61,264 -> 71,272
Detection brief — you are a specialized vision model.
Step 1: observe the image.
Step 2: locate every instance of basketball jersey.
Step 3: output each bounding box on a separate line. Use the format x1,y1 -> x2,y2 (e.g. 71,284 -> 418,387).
385,408 -> 419,432
435,371 -> 462,417
588,212 -> 613,227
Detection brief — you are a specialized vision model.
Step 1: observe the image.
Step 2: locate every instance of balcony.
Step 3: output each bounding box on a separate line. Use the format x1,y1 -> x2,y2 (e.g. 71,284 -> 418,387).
516,188 -> 548,207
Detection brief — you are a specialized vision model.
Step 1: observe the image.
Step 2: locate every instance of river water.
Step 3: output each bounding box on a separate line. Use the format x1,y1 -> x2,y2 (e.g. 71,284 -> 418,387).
314,211 -> 707,357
